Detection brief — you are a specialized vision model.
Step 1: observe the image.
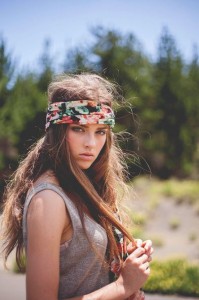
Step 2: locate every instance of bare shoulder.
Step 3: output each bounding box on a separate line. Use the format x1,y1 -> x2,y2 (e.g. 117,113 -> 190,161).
27,188 -> 69,235
27,170 -> 72,242
29,188 -> 66,214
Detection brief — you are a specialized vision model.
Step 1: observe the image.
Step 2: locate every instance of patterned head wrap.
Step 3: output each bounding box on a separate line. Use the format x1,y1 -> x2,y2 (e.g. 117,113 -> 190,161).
45,100 -> 115,130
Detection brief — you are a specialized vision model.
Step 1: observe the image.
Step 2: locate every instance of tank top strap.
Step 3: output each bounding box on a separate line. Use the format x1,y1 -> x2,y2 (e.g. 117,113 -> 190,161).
22,182 -> 82,247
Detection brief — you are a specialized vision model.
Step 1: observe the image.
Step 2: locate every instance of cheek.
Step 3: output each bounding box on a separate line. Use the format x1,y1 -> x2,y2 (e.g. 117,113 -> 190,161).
98,136 -> 107,151
66,131 -> 78,150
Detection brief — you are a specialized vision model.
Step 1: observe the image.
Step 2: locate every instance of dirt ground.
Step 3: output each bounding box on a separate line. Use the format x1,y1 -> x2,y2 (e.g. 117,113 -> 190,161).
127,180 -> 199,263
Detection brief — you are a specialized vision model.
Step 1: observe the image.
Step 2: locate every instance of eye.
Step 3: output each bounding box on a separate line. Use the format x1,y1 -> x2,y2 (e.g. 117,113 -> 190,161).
96,129 -> 107,135
71,126 -> 84,132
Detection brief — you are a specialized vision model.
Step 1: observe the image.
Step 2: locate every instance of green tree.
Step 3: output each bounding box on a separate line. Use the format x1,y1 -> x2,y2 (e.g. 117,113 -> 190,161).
149,28 -> 187,178
0,38 -> 17,201
0,38 -> 16,172
183,46 -> 199,177
0,37 -> 15,107
63,46 -> 94,73
9,40 -> 54,156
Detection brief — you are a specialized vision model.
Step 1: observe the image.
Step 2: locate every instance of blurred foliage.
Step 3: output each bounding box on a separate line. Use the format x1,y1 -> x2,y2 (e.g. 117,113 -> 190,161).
132,176 -> 199,207
0,26 -> 199,201
143,258 -> 199,296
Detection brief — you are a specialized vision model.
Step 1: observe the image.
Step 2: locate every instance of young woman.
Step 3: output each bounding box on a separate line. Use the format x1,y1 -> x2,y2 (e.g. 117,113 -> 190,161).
2,74 -> 153,300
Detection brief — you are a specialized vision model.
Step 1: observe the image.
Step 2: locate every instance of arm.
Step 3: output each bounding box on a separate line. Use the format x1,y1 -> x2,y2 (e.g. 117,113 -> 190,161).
26,189 -> 69,300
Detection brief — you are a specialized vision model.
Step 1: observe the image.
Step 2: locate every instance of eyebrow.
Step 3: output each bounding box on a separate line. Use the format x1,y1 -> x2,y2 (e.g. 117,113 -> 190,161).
71,124 -> 108,130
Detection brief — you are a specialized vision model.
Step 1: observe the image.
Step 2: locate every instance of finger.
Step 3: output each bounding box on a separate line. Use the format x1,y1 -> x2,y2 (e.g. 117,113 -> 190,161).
148,255 -> 152,262
149,247 -> 154,255
127,242 -> 137,253
137,253 -> 149,264
141,261 -> 150,273
145,247 -> 154,258
142,239 -> 152,251
135,238 -> 143,247
143,241 -> 154,258
128,246 -> 145,258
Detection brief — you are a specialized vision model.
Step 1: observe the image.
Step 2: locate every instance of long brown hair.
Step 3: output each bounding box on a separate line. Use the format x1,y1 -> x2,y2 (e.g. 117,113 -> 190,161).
1,73 -> 135,270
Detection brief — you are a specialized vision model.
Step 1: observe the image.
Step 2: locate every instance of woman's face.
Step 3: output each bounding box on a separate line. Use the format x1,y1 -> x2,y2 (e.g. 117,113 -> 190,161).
66,124 -> 108,169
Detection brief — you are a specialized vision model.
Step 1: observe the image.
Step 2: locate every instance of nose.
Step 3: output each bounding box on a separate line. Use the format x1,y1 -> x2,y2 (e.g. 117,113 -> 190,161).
84,132 -> 96,148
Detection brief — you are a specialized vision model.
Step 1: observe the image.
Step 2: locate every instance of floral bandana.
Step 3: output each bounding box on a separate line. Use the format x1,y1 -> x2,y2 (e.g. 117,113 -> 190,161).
45,100 -> 115,130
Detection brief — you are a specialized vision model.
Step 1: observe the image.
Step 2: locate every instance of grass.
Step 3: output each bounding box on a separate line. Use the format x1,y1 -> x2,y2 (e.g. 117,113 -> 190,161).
128,211 -> 148,241
189,232 -> 197,242
169,217 -> 180,230
149,235 -> 164,247
132,176 -> 199,207
162,179 -> 199,205
131,227 -> 146,241
131,212 -> 147,226
144,258 -> 199,297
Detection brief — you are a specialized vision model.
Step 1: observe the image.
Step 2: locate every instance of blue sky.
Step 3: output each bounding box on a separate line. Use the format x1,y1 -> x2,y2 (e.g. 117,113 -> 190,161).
0,0 -> 199,71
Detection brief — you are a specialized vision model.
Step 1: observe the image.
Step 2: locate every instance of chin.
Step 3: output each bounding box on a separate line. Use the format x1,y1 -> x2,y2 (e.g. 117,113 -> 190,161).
79,163 -> 92,170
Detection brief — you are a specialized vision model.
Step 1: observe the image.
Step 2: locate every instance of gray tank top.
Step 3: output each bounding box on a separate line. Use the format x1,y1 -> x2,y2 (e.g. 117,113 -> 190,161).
23,182 -> 110,299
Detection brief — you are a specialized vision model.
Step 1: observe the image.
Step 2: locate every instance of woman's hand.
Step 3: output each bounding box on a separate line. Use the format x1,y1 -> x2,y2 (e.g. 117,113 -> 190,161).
116,246 -> 150,298
120,239 -> 153,299
127,239 -> 153,262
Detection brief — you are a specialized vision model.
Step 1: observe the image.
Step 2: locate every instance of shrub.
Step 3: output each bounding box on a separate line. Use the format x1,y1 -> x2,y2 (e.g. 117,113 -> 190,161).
144,258 -> 199,296
150,235 -> 164,247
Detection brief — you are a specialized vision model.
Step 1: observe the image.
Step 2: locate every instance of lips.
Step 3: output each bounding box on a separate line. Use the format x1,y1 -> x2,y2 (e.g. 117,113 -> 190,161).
79,153 -> 95,161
